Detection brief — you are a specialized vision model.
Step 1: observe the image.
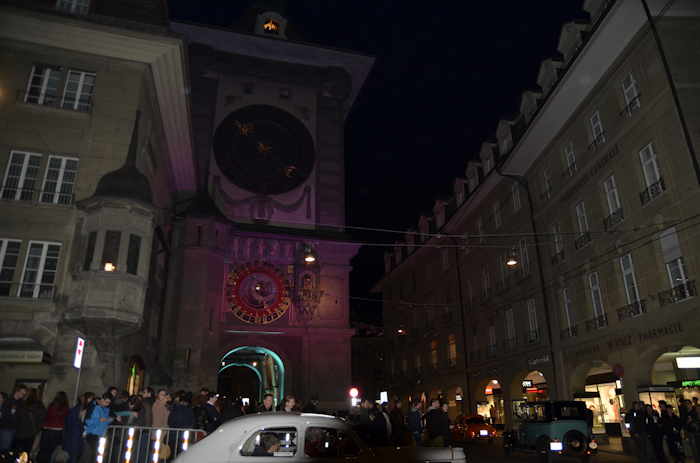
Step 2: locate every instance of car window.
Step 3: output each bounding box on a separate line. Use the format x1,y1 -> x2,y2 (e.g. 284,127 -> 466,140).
523,404 -> 550,422
304,427 -> 361,458
558,405 -> 584,420
240,427 -> 297,457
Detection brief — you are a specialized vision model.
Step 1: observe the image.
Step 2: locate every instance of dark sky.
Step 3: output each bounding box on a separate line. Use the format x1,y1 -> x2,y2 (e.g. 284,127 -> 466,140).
168,1 -> 586,324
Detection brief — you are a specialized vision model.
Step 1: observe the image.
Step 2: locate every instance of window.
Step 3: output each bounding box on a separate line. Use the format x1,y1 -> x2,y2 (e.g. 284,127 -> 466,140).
483,157 -> 493,174
561,288 -> 573,329
24,65 -> 61,106
481,265 -> 490,298
0,239 -> 21,296
505,307 -> 516,341
448,334 -> 457,367
564,142 -> 576,176
101,231 -> 121,271
83,231 -> 96,271
588,272 -> 605,318
304,427 -> 360,459
512,183 -> 521,211
1,151 -> 42,201
126,235 -> 142,276
239,427 -> 297,457
666,258 -> 689,289
639,143 -> 661,187
622,73 -> 641,113
19,241 -> 61,298
552,223 -> 564,255
527,299 -> 538,340
603,175 -> 622,215
430,340 -> 438,369
519,238 -> 530,274
56,0 -> 90,15
660,227 -> 691,300
575,201 -> 589,234
477,218 -> 485,244
61,70 -> 96,112
620,253 -> 640,305
590,111 -> 605,144
493,202 -> 502,229
41,156 -> 79,204
542,169 -> 552,200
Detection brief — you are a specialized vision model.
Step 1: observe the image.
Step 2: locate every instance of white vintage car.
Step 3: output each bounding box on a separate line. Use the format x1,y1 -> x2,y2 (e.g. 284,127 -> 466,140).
174,412 -> 466,463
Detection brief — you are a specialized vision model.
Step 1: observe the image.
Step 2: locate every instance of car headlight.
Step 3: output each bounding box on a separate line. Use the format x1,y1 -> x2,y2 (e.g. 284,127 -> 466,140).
589,440 -> 598,450
550,441 -> 563,452
570,439 -> 581,448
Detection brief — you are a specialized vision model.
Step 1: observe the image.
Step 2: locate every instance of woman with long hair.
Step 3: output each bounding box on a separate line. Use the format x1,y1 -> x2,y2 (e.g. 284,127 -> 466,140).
63,392 -> 94,463
279,395 -> 297,413
36,391 -> 70,463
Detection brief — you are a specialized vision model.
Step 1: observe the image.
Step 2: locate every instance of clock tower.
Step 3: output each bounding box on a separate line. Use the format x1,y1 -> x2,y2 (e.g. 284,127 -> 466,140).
168,5 -> 373,409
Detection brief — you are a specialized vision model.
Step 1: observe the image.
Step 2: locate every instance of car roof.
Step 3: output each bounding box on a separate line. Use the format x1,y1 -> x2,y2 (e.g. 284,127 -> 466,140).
214,412 -> 347,432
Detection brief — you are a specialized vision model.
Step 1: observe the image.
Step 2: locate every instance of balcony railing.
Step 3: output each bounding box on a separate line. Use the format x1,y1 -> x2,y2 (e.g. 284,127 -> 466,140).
560,325 -> 578,339
526,330 -> 540,344
640,178 -> 665,205
659,280 -> 697,306
603,208 -> 624,230
574,231 -> 592,250
0,282 -> 56,300
616,299 -> 647,321
551,249 -> 565,265
585,313 -> 609,331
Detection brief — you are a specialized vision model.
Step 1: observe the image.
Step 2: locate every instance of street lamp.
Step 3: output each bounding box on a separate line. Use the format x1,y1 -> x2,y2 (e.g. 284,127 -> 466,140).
303,245 -> 316,263
104,262 -> 116,272
505,248 -> 519,268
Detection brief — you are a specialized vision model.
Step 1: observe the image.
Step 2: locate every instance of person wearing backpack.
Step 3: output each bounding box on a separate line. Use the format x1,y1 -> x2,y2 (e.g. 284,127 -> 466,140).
80,394 -> 112,463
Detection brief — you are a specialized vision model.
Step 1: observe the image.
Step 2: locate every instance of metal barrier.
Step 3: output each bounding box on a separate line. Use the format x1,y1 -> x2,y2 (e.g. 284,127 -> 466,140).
98,426 -> 205,463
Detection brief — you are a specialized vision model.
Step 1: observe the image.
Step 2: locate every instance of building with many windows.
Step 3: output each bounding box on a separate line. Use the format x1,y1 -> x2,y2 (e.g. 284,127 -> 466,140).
376,0 -> 700,434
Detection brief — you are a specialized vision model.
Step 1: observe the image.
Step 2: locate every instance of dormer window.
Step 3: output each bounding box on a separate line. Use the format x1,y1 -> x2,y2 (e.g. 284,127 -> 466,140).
263,19 -> 280,34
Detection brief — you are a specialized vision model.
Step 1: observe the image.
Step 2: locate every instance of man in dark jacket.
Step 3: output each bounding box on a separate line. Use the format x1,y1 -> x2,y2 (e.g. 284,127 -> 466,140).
407,399 -> 423,445
424,401 -> 450,447
168,391 -> 195,429
0,384 -> 27,451
258,394 -> 275,413
139,388 -> 154,427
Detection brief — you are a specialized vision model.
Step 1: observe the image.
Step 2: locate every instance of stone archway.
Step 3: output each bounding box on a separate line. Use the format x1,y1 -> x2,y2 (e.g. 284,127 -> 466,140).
473,378 -> 504,425
218,346 -> 285,406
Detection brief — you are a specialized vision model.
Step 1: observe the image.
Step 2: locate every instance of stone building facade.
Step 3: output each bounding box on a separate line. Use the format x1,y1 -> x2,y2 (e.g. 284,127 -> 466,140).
377,0 -> 700,433
0,0 -> 373,410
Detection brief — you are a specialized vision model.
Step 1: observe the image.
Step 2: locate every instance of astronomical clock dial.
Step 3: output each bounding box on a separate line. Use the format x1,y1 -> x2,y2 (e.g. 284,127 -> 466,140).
214,105 -> 315,195
226,262 -> 290,325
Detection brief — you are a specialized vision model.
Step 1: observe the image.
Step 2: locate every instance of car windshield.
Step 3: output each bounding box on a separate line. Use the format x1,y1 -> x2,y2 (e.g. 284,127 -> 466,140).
556,404 -> 585,420
466,417 -> 486,424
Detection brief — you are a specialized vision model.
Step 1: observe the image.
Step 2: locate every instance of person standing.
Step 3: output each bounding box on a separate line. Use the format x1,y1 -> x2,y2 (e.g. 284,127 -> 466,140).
688,400 -> 700,463
644,404 -> 667,463
63,392 -> 94,463
168,392 -> 195,429
14,388 -> 46,454
151,390 -> 170,429
139,388 -> 154,427
626,401 -> 647,463
279,395 -> 297,413
659,402 -> 683,463
203,394 -> 221,434
407,399 -> 423,445
0,384 -> 28,451
389,400 -> 406,445
258,394 -> 275,413
80,394 -> 112,463
424,400 -> 449,447
36,391 -> 69,463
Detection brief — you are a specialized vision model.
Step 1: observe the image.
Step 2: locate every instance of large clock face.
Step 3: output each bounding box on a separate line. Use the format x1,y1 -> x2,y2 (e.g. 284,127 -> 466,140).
213,105 -> 315,195
226,262 -> 290,325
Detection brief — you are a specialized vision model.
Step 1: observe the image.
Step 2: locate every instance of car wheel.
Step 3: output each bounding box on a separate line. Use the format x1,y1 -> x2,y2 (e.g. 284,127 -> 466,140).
563,430 -> 587,457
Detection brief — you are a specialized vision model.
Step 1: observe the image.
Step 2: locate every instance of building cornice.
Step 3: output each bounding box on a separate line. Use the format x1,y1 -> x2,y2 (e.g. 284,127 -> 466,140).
0,6 -> 196,192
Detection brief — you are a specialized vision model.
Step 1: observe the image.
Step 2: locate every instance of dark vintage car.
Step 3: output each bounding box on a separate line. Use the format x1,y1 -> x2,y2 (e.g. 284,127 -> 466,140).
503,401 -> 597,462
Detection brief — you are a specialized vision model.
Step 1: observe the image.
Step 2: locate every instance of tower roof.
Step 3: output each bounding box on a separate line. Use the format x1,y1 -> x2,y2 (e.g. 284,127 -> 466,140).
94,111 -> 152,204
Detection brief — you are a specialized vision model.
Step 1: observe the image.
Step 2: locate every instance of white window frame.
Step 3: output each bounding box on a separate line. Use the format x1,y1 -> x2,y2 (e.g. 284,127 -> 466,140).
519,238 -> 530,274
603,175 -> 622,215
18,241 -> 61,298
512,183 -> 521,211
590,110 -> 606,144
564,142 -> 576,176
620,253 -> 641,305
0,239 -> 22,290
622,72 -> 641,112
666,257 -> 688,289
24,65 -> 61,105
41,155 -> 79,204
639,143 -> 661,188
527,299 -> 538,337
575,201 -> 589,234
505,307 -> 516,341
61,69 -> 96,112
562,287 -> 573,329
588,272 -> 605,318
493,201 -> 502,229
1,150 -> 43,201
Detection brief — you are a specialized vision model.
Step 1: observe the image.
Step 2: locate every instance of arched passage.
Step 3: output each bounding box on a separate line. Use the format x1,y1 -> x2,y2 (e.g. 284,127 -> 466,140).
475,379 -> 504,425
642,345 -> 700,409
572,361 -> 622,435
218,346 -> 285,406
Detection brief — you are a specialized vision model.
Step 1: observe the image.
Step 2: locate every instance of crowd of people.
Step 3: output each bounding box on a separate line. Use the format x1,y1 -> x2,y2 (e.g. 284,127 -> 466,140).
0,384 -> 321,463
352,397 -> 451,448
625,398 -> 700,463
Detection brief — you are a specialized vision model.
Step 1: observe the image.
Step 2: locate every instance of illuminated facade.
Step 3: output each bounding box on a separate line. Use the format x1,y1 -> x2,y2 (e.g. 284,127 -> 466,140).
378,0 -> 700,435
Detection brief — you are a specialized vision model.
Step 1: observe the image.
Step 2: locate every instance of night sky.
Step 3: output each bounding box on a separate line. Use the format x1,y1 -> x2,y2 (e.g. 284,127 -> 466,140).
168,1 -> 586,324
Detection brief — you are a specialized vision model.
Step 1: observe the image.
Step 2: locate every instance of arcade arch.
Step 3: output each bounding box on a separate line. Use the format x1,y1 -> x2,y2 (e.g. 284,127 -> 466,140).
218,346 -> 285,407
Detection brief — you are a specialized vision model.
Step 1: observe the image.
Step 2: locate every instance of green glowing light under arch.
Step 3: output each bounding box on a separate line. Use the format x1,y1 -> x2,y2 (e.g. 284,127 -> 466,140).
219,346 -> 285,403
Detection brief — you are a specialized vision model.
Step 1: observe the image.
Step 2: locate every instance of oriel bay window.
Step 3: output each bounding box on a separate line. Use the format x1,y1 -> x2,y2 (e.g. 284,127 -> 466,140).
83,229 -> 144,276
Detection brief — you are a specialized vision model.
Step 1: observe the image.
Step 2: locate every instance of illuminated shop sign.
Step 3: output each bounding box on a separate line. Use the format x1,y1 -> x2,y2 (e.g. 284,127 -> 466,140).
681,380 -> 700,387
